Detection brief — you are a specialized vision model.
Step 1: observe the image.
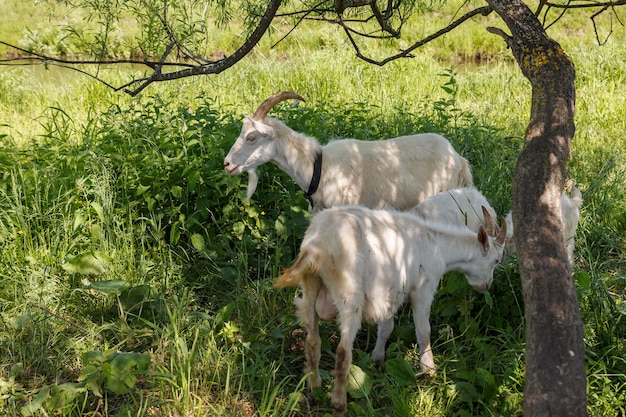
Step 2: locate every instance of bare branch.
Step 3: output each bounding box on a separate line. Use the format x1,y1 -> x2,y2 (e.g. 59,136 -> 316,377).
0,0 -> 283,96
543,0 -> 626,9
347,6 -> 493,66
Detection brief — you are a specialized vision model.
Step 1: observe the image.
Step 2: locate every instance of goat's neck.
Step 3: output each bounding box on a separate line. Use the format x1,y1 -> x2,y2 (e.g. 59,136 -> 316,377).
271,130 -> 323,192
432,229 -> 483,273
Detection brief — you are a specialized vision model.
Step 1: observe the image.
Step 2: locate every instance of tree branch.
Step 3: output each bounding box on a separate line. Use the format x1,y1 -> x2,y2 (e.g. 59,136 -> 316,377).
0,0 -> 284,96
345,6 -> 493,66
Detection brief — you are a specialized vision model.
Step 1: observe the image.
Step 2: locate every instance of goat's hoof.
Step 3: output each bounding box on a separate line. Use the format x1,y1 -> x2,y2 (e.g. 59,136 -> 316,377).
331,400 -> 347,415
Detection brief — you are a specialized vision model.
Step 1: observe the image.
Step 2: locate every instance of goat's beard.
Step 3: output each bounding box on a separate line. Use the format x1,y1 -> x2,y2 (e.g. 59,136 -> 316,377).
246,168 -> 259,200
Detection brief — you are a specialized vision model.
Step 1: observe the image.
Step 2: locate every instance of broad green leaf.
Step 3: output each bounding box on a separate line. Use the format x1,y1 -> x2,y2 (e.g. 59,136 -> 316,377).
47,383 -> 87,410
85,279 -> 131,296
136,184 -> 150,196
21,386 -> 50,416
232,221 -> 245,239
73,210 -> 86,231
62,251 -> 112,275
11,313 -> 32,330
90,202 -> 104,222
216,302 -> 235,325
386,357 -> 417,386
170,221 -> 181,245
346,364 -> 371,399
455,381 -> 480,402
191,233 -> 206,251
171,185 -> 183,199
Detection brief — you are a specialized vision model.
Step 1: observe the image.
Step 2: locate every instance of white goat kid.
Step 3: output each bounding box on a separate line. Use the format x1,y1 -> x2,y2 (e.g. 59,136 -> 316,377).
274,206 -> 506,413
505,186 -> 582,266
371,187 -> 500,366
224,92 -> 473,211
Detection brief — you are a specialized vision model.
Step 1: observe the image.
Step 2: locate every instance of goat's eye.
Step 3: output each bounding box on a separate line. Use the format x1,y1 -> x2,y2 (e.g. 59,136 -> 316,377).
245,133 -> 258,143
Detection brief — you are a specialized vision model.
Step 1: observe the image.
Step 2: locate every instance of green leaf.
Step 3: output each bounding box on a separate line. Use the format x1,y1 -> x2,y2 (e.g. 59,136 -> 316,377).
386,357 -> 417,386
62,251 -> 112,275
106,352 -> 151,394
46,383 -> 87,410
346,364 -> 371,399
232,221 -> 245,239
91,202 -> 105,222
191,233 -> 206,251
171,185 -> 183,199
455,381 -> 480,402
216,302 -> 235,325
85,279 -> 131,296
136,184 -> 150,196
21,386 -> 50,416
11,313 -> 32,330
170,220 -> 181,245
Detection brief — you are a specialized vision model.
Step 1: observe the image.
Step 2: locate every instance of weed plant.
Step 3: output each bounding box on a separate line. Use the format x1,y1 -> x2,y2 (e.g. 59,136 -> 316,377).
1,2 -> 625,416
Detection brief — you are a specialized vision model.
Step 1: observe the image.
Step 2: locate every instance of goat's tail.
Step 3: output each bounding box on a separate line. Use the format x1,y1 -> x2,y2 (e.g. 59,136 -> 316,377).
570,186 -> 583,208
274,248 -> 318,288
458,157 -> 474,187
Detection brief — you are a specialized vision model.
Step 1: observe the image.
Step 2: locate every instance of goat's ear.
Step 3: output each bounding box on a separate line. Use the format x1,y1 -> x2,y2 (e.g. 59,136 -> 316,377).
477,224 -> 490,255
249,118 -> 273,135
496,218 -> 507,246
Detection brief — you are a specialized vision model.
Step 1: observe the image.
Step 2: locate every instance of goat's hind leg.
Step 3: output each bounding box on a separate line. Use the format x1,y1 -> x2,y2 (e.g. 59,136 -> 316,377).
296,280 -> 323,391
331,307 -> 362,413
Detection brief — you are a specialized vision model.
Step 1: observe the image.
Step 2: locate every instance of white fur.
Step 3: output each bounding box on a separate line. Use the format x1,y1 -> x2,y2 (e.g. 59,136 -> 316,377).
412,187 -> 498,233
505,186 -> 582,267
370,187 -> 500,365
224,114 -> 473,211
274,206 -> 506,413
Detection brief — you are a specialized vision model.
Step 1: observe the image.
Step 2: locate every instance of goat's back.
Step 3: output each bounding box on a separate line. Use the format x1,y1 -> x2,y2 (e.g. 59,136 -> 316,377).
413,187 -> 496,233
317,134 -> 473,211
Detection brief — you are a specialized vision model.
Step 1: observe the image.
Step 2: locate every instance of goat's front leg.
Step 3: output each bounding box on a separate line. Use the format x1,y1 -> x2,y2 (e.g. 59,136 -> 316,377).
371,317 -> 394,369
410,288 -> 437,376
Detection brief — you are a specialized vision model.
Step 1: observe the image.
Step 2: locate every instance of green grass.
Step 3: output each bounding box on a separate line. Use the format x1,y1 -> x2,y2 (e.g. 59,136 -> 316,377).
1,1 -> 625,416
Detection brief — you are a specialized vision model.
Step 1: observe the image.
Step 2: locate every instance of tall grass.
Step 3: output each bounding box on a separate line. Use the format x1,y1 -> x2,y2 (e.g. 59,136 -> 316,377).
1,1 -> 625,416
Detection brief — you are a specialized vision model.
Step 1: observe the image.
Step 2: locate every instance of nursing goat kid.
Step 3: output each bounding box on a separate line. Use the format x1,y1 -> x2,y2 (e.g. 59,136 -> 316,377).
274,206 -> 507,413
505,186 -> 582,267
223,92 -> 473,211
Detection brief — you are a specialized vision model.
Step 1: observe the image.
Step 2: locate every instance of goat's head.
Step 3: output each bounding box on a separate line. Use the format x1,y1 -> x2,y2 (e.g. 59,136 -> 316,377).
464,207 -> 507,292
223,92 -> 306,198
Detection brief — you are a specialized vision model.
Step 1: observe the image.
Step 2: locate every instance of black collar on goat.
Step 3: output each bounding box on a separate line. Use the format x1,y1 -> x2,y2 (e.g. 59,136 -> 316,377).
304,151 -> 323,207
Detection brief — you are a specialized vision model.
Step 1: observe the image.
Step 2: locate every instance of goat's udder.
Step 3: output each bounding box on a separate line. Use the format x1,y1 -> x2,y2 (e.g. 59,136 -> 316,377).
316,286 -> 338,320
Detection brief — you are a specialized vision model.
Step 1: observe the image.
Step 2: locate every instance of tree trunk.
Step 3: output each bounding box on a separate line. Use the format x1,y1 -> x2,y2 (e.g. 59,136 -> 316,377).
485,1 -> 587,415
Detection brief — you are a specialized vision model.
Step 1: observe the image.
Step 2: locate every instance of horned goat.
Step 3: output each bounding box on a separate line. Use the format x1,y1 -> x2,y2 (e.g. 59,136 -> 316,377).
505,186 -> 582,267
224,91 -> 473,212
274,205 -> 507,413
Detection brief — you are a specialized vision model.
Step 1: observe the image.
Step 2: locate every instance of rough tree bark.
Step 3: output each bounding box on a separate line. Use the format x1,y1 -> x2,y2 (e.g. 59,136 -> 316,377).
485,0 -> 587,415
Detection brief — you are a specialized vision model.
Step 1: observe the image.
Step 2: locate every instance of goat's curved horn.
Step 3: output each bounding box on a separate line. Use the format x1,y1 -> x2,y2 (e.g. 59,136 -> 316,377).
252,91 -> 306,121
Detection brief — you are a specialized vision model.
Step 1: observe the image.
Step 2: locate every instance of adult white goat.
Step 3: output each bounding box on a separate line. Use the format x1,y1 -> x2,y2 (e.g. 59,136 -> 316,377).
274,205 -> 507,413
223,91 -> 473,211
505,186 -> 582,267
371,186 -> 500,366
